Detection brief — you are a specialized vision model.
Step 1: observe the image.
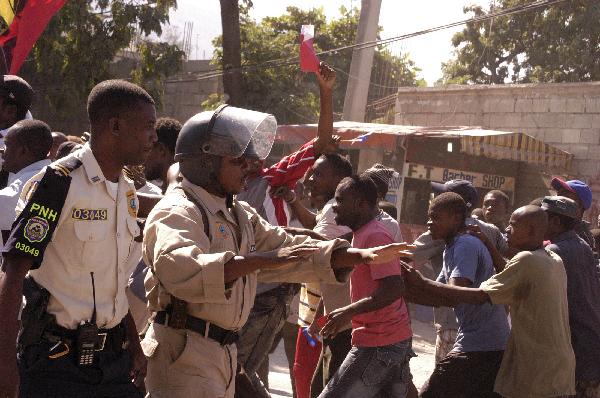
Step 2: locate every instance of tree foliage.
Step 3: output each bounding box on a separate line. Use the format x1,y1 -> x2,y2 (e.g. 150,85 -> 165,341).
440,0 -> 600,85
21,0 -> 184,129
208,6 -> 423,124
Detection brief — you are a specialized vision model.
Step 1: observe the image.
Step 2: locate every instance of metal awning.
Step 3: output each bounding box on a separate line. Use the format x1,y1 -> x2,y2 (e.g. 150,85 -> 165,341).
276,121 -> 572,170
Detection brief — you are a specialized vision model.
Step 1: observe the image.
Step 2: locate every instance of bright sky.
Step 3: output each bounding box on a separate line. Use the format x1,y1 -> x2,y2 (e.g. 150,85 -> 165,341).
169,0 -> 489,86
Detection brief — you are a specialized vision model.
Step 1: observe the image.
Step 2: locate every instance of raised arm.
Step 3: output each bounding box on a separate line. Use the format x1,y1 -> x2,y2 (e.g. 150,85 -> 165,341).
313,63 -> 336,156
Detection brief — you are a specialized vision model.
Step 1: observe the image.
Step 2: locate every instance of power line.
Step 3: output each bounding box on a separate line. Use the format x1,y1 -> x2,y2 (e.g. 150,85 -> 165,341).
166,0 -> 569,83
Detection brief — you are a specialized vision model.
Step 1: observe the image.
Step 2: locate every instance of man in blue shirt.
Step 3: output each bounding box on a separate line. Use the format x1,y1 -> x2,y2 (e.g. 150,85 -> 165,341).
406,192 -> 510,398
542,196 -> 600,397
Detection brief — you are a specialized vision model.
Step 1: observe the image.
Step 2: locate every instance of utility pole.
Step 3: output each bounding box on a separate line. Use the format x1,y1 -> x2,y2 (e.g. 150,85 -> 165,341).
342,0 -> 382,122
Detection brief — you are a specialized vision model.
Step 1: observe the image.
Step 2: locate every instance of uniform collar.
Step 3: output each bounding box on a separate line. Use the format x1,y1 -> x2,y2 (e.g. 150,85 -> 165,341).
79,143 -> 131,186
180,178 -> 235,223
79,143 -> 106,184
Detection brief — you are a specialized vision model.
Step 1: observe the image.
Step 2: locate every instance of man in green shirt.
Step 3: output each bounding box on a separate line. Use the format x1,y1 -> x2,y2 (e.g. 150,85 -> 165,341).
403,205 -> 575,398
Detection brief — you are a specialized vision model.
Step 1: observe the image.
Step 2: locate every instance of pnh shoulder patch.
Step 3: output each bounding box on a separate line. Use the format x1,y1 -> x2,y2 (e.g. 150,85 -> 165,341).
2,157 -> 81,268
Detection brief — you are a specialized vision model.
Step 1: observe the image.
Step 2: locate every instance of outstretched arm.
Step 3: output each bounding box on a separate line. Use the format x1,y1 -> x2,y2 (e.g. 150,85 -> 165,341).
330,243 -> 415,270
402,262 -> 490,306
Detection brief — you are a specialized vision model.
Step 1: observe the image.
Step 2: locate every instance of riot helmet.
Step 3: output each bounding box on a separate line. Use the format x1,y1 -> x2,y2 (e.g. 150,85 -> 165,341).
175,105 -> 277,190
175,104 -> 277,161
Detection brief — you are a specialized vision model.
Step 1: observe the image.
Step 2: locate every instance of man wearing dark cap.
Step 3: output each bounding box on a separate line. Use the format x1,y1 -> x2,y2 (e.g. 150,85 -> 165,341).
551,177 -> 595,250
0,75 -> 33,146
412,179 -> 507,362
542,196 -> 600,398
0,75 -> 34,189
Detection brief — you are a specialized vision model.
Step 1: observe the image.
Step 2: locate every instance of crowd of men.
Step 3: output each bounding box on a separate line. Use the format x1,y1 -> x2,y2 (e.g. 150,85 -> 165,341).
0,64 -> 597,398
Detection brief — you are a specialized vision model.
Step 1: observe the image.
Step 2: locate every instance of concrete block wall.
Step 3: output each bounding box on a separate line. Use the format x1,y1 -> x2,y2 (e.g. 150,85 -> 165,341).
395,82 -> 600,223
32,59 -> 222,135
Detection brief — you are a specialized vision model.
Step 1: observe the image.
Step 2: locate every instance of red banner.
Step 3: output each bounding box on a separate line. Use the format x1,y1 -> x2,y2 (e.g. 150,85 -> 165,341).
0,0 -> 68,74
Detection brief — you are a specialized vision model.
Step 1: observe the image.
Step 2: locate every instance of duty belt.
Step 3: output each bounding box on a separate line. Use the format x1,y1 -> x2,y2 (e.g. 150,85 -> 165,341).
155,311 -> 239,346
43,322 -> 127,352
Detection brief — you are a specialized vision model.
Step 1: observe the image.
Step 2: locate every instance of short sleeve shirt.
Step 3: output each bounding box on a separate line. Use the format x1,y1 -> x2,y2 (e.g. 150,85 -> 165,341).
350,219 -> 412,347
3,144 -> 141,329
480,249 -> 576,398
438,234 -> 509,353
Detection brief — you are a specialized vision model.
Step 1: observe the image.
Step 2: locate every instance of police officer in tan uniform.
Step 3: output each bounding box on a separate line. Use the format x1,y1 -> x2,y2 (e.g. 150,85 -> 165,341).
141,105 -> 414,397
0,80 -> 158,397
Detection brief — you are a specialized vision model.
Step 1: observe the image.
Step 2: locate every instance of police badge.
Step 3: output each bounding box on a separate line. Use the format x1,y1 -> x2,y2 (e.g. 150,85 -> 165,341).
24,216 -> 49,243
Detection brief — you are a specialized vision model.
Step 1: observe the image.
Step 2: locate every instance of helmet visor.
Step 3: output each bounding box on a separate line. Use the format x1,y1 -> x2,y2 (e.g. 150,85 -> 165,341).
208,106 -> 277,160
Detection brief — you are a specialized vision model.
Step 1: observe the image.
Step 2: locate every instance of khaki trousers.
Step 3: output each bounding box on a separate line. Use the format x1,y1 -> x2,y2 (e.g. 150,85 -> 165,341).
142,322 -> 237,398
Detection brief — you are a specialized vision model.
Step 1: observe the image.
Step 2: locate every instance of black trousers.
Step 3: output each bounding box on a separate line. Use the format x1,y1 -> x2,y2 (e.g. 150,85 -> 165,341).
18,340 -> 142,398
420,350 -> 504,398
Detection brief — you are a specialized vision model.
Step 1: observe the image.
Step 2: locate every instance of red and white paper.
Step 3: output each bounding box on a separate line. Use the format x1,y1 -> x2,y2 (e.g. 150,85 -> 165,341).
300,24 -> 320,73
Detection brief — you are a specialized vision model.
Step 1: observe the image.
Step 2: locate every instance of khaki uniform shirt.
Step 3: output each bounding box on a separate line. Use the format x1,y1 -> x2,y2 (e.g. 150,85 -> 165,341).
143,179 -> 350,331
12,144 -> 141,329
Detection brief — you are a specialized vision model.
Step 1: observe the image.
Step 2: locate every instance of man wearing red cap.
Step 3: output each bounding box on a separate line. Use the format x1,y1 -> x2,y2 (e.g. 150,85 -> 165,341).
551,177 -> 595,250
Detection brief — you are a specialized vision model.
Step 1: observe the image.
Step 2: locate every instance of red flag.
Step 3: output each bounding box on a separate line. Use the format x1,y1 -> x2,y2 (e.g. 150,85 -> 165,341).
300,25 -> 319,73
0,0 -> 68,74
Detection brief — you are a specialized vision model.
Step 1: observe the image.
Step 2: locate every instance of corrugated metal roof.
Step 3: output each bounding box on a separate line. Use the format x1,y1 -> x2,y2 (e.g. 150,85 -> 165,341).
276,121 -> 572,170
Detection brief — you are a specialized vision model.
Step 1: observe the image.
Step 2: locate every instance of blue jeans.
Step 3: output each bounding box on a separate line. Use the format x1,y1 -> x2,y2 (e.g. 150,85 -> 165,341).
318,338 -> 414,398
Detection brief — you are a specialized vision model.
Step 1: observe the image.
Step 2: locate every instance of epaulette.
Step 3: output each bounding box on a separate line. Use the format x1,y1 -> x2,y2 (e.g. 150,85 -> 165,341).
50,156 -> 83,177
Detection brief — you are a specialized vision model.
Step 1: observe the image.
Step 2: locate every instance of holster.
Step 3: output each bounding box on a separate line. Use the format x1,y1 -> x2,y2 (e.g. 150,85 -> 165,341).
166,295 -> 188,329
18,276 -> 55,352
